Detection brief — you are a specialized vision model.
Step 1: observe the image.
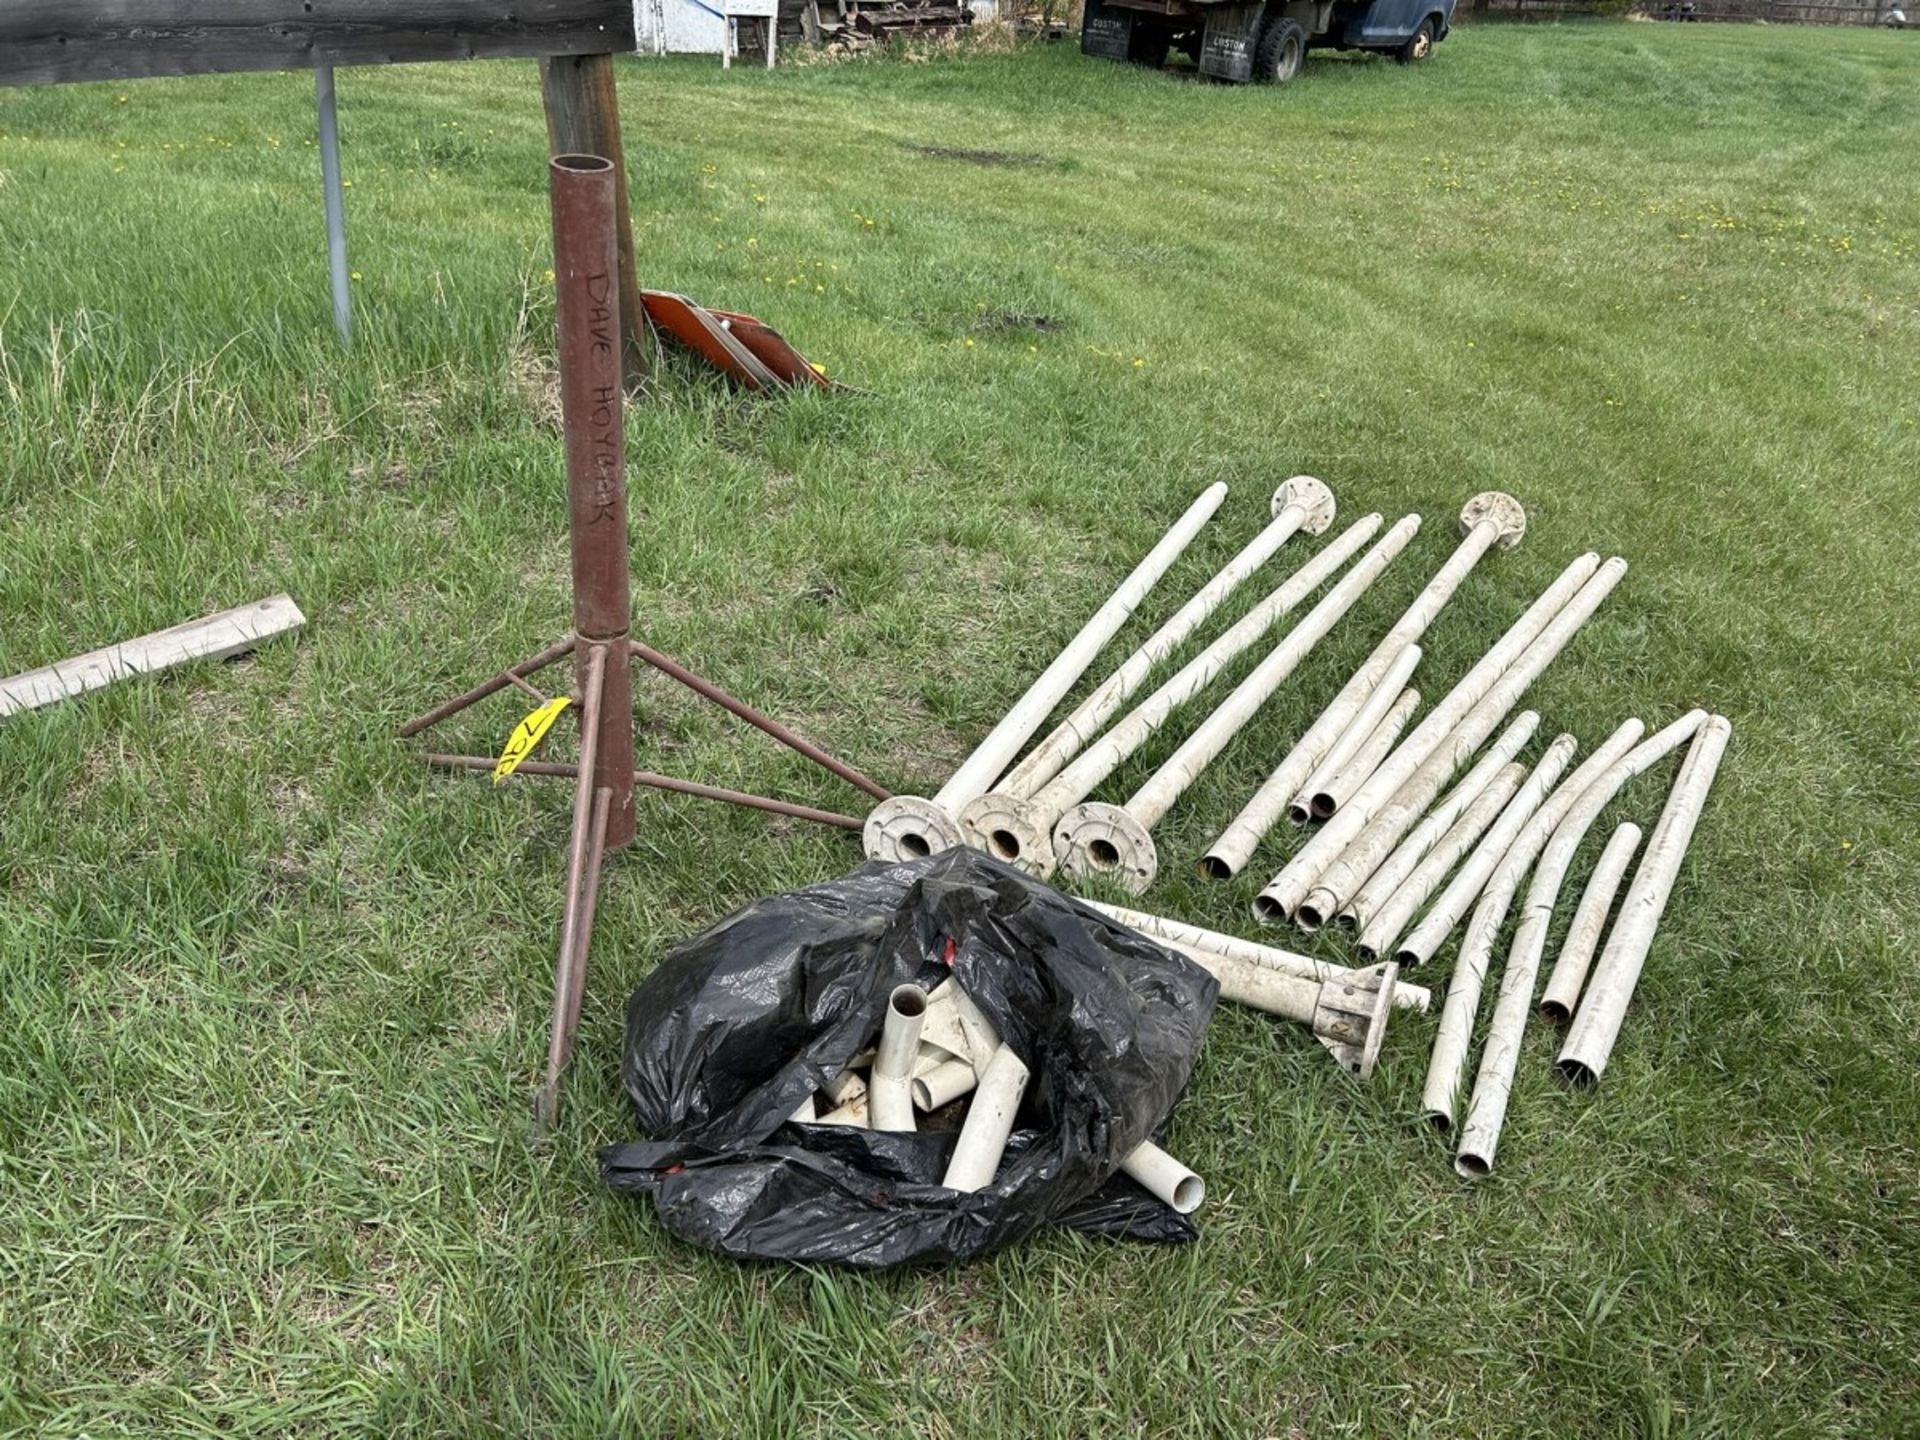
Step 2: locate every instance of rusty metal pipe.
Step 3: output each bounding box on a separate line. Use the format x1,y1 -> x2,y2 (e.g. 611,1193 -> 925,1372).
397,637 -> 577,738
422,752 -> 864,830
538,646 -> 608,1126
552,153 -> 637,849
629,638 -> 890,801
563,786 -> 612,1044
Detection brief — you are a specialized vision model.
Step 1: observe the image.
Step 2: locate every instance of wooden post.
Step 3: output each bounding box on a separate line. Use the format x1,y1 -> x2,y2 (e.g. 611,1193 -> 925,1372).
539,53 -> 653,389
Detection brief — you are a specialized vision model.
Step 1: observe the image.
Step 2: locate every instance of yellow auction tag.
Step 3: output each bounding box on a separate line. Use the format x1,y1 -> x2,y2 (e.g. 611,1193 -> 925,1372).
493,696 -> 571,783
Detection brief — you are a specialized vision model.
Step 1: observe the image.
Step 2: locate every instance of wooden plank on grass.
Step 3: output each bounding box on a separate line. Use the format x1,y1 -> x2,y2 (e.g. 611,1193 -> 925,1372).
0,1 -> 634,89
0,594 -> 306,718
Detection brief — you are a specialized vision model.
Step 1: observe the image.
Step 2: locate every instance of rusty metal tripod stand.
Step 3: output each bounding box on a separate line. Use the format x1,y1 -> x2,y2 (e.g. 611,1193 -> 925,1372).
399,154 -> 889,1128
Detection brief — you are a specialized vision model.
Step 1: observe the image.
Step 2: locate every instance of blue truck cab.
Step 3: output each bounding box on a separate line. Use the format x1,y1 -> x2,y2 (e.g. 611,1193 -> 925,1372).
1082,0 -> 1455,83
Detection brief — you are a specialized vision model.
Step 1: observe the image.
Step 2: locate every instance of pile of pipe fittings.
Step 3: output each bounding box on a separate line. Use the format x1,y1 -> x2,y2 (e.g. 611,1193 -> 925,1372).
790,976 -> 1205,1212
862,479 -> 1731,1180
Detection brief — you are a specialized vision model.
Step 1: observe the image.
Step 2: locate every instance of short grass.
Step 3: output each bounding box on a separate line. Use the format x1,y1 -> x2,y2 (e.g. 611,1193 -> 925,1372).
3,18 -> 1918,1436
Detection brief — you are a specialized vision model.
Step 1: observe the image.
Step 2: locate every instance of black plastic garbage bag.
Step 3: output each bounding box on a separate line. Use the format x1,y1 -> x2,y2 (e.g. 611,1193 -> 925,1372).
599,848 -> 1219,1267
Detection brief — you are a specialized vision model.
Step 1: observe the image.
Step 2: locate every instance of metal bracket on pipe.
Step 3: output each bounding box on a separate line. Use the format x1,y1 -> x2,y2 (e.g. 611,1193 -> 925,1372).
1275,474 -> 1338,534
1459,490 -> 1527,549
1311,961 -> 1400,1080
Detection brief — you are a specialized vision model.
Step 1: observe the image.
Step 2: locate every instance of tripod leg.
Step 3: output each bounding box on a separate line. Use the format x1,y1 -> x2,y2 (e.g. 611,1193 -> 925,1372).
631,638 -> 893,802
563,787 -> 612,1042
398,636 -> 576,738
535,644 -> 609,1130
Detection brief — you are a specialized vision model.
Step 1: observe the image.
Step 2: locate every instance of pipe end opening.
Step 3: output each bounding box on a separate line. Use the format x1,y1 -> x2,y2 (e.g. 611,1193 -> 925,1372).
1425,1110 -> 1452,1135
1198,854 -> 1234,881
898,832 -> 932,859
1558,1059 -> 1598,1088
1252,894 -> 1286,922
1310,794 -> 1337,820
1393,948 -> 1419,968
889,985 -> 928,1019
552,153 -> 615,174
1296,903 -> 1326,931
1539,1000 -> 1571,1024
988,829 -> 1022,862
1286,804 -> 1312,826
1087,838 -> 1121,871
911,1080 -> 932,1110
1335,911 -> 1358,932
1455,1153 -> 1491,1180
1354,943 -> 1378,962
1171,1176 -> 1206,1213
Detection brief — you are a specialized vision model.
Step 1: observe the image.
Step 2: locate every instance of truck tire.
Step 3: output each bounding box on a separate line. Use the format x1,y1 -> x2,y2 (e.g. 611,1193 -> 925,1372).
1127,18 -> 1170,65
1396,17 -> 1435,62
1253,17 -> 1306,84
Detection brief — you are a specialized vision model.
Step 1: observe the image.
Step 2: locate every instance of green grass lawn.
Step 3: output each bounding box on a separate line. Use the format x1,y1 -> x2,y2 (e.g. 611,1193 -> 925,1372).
3,17 -> 1918,1435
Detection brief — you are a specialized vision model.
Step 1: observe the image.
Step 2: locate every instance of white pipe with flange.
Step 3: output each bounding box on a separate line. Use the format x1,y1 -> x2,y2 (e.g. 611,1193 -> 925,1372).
1288,643 -> 1423,824
1355,759 -> 1527,961
1120,1141 -> 1206,1213
1313,685 -> 1420,820
959,512 -> 1390,879
1200,492 -> 1527,879
994,477 -> 1337,804
1557,716 -> 1732,1088
1420,719 -> 1645,1130
1086,900 -> 1432,1011
1539,822 -> 1642,1024
1454,711 -> 1707,1176
864,482 -> 1228,863
1254,551 -> 1602,923
1163,941 -> 1403,1079
1284,556 -> 1627,930
1053,517 -> 1422,895
869,983 -> 928,1131
942,1046 -> 1030,1192
1338,711 -> 1540,936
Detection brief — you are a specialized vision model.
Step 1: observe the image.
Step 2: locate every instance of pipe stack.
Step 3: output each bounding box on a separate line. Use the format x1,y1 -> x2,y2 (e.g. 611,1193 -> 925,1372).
859,482 -> 1731,1185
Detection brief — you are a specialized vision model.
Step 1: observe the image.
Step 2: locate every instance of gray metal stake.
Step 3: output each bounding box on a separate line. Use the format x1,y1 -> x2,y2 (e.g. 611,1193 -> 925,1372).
314,64 -> 351,344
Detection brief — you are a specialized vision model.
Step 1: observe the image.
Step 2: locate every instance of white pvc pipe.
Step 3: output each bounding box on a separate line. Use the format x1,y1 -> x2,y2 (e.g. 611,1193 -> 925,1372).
949,985 -> 1001,1079
912,1057 -> 980,1111
1155,941 -> 1321,1021
1120,1140 -> 1206,1213
1314,685 -> 1419,819
1558,716 -> 1732,1088
1254,552 -> 1603,922
942,1046 -> 1030,1192
1392,735 -> 1581,965
1540,822 -> 1642,1024
1419,719 -> 1645,1129
823,1068 -> 867,1106
1453,713 -> 1704,1177
1354,760 -> 1527,961
870,983 -> 928,1131
1283,556 -> 1627,929
1086,900 -> 1431,1011
816,1094 -> 869,1126
959,512 -> 1389,878
994,477 -> 1336,803
1514,708 -> 1706,1024
1199,492 -> 1527,880
864,482 -> 1228,862
1053,516 -> 1422,894
1289,643 -> 1422,824
1339,711 -> 1540,935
